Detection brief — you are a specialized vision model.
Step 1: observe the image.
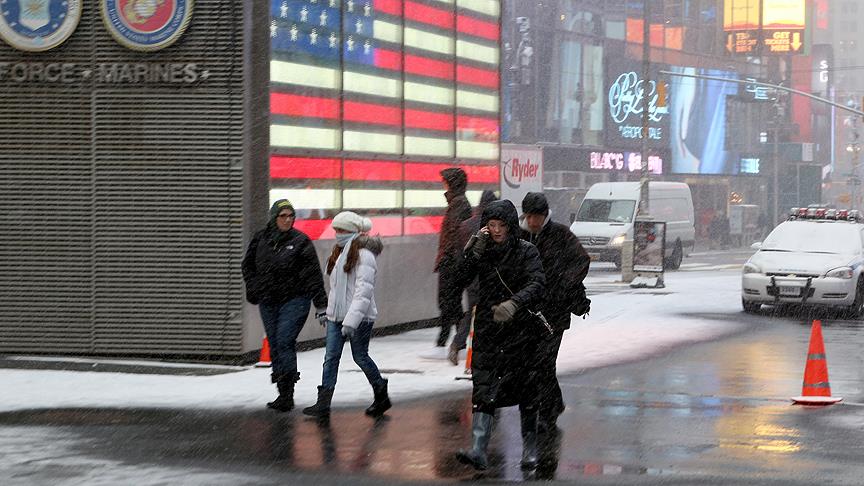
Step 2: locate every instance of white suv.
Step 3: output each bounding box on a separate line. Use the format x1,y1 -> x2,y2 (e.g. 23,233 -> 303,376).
742,208 -> 864,317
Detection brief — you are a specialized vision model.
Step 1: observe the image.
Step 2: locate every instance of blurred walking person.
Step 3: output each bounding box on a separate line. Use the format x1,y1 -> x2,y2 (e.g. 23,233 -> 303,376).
422,167 -> 472,358
303,212 -> 391,418
455,200 -> 546,471
520,192 -> 590,440
242,199 -> 327,412
448,189 -> 498,365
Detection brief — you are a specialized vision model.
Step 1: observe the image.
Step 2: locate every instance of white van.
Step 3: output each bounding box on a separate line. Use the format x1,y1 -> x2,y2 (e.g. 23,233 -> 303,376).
569,182 -> 695,270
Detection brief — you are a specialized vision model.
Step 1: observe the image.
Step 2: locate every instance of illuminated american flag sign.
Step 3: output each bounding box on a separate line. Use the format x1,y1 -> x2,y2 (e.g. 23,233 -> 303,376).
269,0 -> 501,239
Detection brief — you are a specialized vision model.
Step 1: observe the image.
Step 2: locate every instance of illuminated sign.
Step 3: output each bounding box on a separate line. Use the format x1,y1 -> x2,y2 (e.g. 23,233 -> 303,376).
723,0 -> 759,31
723,0 -> 807,55
739,157 -> 761,174
726,31 -> 758,54
738,78 -> 776,102
604,58 -> 670,149
268,0 -> 502,239
763,30 -> 803,54
763,0 -> 805,30
588,151 -> 663,175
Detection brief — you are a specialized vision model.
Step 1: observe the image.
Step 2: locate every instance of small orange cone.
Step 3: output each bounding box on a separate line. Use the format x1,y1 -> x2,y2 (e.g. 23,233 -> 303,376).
254,337 -> 272,368
464,308 -> 475,375
791,320 -> 842,405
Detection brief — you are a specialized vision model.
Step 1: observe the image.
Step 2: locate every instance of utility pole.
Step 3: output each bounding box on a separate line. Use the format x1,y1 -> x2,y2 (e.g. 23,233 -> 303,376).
639,0 -> 650,218
772,108 -> 780,225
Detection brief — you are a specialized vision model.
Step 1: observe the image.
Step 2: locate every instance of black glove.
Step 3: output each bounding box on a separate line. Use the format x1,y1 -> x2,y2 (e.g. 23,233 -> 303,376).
466,229 -> 490,258
492,299 -> 518,323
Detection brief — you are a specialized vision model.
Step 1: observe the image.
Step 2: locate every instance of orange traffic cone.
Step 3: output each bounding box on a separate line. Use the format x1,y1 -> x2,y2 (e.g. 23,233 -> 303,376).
464,308 -> 475,375
254,337 -> 272,368
791,320 -> 842,405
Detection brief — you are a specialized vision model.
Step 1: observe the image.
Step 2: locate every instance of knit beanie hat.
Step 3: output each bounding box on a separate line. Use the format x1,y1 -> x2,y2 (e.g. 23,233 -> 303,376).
332,211 -> 373,233
269,199 -> 295,224
521,192 -> 549,215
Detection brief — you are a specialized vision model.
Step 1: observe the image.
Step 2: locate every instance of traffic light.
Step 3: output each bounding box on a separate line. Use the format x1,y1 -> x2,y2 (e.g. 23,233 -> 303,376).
657,81 -> 668,108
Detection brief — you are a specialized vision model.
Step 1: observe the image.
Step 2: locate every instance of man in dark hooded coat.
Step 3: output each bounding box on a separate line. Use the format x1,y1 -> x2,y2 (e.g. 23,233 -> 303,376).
520,192 -> 590,437
430,167 -> 473,351
454,199 -> 546,471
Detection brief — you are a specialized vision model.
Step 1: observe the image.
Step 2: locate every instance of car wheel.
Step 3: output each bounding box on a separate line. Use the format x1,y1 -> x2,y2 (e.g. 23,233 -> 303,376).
844,278 -> 864,319
665,241 -> 683,271
742,299 -> 761,313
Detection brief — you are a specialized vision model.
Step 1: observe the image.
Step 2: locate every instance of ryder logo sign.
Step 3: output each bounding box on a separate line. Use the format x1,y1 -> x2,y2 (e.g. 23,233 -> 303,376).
504,157 -> 540,188
501,145 -> 543,212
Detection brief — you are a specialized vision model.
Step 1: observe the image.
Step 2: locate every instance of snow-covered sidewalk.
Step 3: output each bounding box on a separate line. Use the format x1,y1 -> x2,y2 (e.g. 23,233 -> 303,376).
1,270 -> 746,412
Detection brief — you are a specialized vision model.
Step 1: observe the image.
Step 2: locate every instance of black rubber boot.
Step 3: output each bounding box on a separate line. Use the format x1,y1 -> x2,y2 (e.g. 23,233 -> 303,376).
456,412 -> 494,471
520,407 -> 539,470
302,386 -> 334,417
267,372 -> 299,412
365,379 -> 392,417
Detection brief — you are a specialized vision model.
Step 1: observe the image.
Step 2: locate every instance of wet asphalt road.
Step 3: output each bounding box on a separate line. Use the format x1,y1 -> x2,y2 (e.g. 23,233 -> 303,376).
5,252 -> 864,485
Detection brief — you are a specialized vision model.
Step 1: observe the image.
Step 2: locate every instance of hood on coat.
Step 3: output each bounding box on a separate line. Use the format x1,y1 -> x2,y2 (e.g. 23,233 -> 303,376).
519,209 -> 553,233
481,199 -> 520,247
355,235 -> 384,256
441,167 -> 467,195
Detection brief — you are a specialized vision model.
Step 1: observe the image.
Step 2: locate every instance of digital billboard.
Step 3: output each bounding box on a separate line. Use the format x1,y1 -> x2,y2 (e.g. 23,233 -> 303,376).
668,66 -> 741,175
604,57 -> 670,150
269,0 -> 501,239
723,0 -> 807,55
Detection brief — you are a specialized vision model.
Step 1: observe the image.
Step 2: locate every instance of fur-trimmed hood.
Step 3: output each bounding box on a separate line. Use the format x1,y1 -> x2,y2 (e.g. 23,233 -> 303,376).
355,235 -> 383,255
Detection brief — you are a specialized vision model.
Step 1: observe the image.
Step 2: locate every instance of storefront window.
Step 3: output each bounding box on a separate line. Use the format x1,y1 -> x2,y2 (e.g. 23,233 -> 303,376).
546,37 -> 603,145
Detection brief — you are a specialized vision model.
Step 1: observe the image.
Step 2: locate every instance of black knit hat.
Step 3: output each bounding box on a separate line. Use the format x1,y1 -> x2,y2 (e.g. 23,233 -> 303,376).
269,199 -> 295,225
521,192 -> 549,215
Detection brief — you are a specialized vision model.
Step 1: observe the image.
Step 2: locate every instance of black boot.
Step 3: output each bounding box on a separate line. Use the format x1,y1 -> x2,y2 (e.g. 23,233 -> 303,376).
456,412 -> 494,471
267,372 -> 299,412
365,379 -> 392,417
302,386 -> 334,417
520,407 -> 539,470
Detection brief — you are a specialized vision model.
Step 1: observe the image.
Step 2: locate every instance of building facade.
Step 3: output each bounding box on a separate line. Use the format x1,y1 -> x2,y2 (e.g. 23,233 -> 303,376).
0,0 -> 501,360
502,0 -> 826,236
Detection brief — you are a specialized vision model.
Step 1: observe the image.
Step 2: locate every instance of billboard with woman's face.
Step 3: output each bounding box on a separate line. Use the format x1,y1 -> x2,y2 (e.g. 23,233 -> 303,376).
668,66 -> 740,175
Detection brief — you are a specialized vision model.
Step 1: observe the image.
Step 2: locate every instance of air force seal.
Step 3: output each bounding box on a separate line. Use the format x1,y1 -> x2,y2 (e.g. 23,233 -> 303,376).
0,0 -> 82,52
101,0 -> 193,52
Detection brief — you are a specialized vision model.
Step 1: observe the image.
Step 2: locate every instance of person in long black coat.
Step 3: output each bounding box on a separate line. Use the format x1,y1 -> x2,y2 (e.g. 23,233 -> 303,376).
431,168 -> 473,351
454,199 -> 546,471
520,192 -> 590,437
242,199 -> 327,412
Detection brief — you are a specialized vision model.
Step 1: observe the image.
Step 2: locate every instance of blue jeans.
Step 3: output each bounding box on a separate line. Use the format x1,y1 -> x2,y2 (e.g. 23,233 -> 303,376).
259,297 -> 310,378
321,320 -> 384,389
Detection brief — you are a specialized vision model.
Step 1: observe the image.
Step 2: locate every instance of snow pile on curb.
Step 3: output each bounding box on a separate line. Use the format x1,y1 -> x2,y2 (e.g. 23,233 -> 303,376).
0,271 -> 745,412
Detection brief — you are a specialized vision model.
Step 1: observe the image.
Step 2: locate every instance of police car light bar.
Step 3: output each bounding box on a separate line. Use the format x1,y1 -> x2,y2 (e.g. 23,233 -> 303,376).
789,207 -> 861,222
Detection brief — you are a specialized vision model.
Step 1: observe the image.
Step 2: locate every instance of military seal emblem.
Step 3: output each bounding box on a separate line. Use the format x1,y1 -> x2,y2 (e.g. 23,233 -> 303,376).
101,0 -> 193,52
0,0 -> 82,52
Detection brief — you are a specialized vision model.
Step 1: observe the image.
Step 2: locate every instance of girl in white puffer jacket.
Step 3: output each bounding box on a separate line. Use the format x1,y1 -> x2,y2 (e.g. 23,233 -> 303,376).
303,211 -> 391,418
